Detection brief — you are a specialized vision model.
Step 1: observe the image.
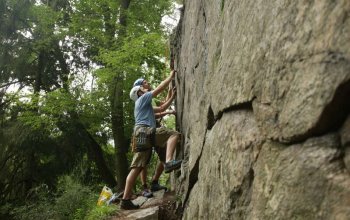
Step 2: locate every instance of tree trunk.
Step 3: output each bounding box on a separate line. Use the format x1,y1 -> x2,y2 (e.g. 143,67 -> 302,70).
109,0 -> 131,191
111,75 -> 129,190
24,50 -> 45,192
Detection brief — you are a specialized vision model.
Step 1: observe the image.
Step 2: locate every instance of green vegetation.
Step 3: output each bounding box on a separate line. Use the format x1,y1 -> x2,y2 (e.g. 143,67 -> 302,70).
10,175 -> 118,220
0,0 -> 182,219
221,0 -> 225,12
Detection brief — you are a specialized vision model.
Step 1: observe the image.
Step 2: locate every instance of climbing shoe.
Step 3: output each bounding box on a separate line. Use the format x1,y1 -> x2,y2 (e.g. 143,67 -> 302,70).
164,159 -> 182,173
120,199 -> 140,210
151,182 -> 168,192
142,189 -> 153,198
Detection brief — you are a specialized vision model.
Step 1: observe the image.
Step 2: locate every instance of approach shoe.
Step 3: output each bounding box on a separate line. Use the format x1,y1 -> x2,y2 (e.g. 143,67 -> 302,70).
164,159 -> 182,173
151,183 -> 168,192
120,199 -> 140,210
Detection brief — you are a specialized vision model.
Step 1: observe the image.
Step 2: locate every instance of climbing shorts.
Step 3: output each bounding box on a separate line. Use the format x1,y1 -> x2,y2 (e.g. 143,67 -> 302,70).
130,127 -> 180,168
154,127 -> 180,163
130,150 -> 153,169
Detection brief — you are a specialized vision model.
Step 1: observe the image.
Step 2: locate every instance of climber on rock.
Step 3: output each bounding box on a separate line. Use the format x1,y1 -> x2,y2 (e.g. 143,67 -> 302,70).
134,79 -> 178,198
120,70 -> 182,210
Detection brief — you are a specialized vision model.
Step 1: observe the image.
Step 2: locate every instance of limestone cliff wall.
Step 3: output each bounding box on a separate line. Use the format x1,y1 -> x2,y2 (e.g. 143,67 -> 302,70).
172,1 -> 350,219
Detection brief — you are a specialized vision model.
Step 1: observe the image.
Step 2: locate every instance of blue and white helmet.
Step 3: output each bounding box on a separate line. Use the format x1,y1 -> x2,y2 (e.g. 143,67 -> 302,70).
130,86 -> 141,102
133,78 -> 144,87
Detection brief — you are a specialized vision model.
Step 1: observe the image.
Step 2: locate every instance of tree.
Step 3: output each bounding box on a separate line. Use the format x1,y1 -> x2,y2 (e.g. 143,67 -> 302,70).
0,0 -> 118,202
70,0 -> 174,190
0,0 -> 176,209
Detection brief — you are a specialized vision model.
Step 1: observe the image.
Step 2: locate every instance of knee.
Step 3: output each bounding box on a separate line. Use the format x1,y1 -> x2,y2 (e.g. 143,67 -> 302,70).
170,133 -> 180,141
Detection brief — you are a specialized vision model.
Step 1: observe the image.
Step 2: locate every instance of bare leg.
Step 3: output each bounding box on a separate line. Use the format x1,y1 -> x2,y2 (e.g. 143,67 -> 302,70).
166,134 -> 179,162
152,162 -> 164,182
150,161 -> 167,191
140,168 -> 147,186
140,167 -> 153,197
123,167 -> 143,200
151,133 -> 180,187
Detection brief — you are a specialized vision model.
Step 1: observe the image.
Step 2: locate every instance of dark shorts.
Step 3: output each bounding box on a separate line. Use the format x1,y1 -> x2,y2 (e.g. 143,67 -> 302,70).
130,127 -> 180,168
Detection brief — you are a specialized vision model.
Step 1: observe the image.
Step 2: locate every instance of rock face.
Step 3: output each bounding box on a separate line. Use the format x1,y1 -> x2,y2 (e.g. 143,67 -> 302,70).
172,1 -> 350,219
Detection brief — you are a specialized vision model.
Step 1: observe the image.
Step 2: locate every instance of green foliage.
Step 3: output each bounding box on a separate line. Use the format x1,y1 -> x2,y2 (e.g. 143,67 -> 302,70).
1,1 -> 69,90
29,5 -> 63,50
0,118 -> 66,204
15,86 -> 111,142
163,115 -> 176,129
128,0 -> 173,34
54,176 -> 97,220
1,0 -> 180,216
18,91 -> 74,134
70,0 -> 119,50
85,204 -> 118,220
11,184 -> 57,220
98,33 -> 166,83
0,0 -> 34,83
10,175 -> 117,220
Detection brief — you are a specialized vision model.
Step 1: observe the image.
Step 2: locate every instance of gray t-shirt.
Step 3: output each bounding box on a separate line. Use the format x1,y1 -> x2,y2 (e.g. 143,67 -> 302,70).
135,92 -> 156,128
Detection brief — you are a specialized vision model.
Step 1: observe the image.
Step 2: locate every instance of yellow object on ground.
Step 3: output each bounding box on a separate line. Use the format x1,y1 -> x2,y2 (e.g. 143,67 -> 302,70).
97,186 -> 113,206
